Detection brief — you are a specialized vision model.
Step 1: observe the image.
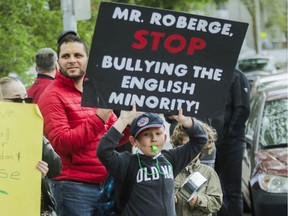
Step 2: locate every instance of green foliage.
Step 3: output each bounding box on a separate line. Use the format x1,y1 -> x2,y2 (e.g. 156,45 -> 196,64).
0,0 -> 62,85
261,0 -> 287,37
112,0 -> 228,11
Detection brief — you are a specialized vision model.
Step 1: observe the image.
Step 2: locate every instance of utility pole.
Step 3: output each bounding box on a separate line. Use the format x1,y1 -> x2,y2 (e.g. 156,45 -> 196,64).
61,0 -> 77,32
255,0 -> 262,53
61,0 -> 91,33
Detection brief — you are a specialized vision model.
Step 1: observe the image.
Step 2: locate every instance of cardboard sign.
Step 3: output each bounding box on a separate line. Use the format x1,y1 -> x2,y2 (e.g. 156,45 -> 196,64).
0,102 -> 43,215
82,2 -> 248,118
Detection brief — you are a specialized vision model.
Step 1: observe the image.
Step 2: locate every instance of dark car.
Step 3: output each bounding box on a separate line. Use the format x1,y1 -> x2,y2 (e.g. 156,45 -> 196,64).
236,54 -> 278,87
242,86 -> 288,216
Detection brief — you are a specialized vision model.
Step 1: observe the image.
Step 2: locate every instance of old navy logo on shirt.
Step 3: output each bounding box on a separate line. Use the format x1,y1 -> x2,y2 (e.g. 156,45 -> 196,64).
136,165 -> 173,183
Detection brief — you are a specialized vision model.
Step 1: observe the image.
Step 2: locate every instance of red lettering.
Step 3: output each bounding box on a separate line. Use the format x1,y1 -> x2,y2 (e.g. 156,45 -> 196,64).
164,34 -> 187,54
150,32 -> 165,51
187,38 -> 206,55
131,30 -> 149,49
131,30 -> 206,55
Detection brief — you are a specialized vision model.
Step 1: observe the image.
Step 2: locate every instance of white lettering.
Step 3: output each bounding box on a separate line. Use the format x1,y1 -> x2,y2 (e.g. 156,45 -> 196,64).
149,13 -> 233,36
108,92 -> 200,114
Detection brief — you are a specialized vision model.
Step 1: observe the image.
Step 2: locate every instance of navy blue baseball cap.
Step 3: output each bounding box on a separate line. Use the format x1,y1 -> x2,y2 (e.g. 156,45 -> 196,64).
57,30 -> 78,44
130,113 -> 165,138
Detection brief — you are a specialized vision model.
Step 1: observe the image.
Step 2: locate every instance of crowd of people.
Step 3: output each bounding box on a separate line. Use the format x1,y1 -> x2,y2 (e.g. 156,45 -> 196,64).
0,31 -> 250,216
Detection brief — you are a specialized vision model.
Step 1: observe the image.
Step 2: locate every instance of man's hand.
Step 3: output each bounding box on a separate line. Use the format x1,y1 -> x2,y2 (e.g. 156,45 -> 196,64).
96,108 -> 112,123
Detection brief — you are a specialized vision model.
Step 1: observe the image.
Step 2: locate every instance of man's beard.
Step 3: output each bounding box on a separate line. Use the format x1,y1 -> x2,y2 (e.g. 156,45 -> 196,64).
61,68 -> 85,81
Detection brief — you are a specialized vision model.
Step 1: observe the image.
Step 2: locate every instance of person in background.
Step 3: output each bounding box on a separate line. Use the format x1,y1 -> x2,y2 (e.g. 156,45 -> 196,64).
97,105 -> 208,216
165,116 -> 216,168
0,76 -> 62,215
171,123 -> 222,216
212,69 -> 250,216
27,47 -> 58,103
37,33 -> 130,216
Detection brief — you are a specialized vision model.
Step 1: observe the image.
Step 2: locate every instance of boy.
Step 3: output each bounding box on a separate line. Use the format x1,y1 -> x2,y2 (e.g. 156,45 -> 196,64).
97,106 -> 207,216
171,123 -> 223,216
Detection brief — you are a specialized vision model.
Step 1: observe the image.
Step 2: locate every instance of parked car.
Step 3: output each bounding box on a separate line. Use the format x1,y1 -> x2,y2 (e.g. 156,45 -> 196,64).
250,72 -> 288,96
242,85 -> 288,216
236,54 -> 279,87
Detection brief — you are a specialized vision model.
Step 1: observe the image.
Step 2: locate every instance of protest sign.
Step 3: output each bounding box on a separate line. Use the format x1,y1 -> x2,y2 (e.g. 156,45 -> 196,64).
82,2 -> 248,118
0,102 -> 43,215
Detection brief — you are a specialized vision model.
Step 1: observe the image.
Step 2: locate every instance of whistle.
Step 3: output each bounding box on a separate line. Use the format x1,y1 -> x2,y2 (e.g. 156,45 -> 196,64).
151,145 -> 158,153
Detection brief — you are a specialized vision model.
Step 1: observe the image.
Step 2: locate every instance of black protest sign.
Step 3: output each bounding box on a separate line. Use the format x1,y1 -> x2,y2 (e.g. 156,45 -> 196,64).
82,2 -> 248,118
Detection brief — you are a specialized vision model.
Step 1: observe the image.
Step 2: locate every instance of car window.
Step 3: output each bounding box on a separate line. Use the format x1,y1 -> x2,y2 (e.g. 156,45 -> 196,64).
237,58 -> 273,72
246,95 -> 262,140
259,98 -> 288,148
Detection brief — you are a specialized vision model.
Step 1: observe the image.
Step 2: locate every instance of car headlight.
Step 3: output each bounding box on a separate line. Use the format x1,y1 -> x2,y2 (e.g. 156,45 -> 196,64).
258,173 -> 288,193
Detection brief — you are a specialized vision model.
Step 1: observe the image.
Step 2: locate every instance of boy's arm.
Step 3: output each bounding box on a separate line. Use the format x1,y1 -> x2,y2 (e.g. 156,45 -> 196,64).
97,126 -> 129,180
97,105 -> 139,179
113,104 -> 139,134
169,119 -> 208,175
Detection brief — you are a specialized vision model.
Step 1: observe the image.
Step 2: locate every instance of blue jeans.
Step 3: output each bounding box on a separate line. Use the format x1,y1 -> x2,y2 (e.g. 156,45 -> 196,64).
49,180 -> 101,216
215,140 -> 245,216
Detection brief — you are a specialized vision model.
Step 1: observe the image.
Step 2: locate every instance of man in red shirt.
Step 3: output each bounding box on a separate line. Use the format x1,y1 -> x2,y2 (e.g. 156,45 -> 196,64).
38,33 -> 130,216
27,47 -> 58,103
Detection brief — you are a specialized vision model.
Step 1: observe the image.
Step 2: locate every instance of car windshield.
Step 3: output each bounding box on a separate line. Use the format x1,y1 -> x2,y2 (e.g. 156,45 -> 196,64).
259,98 -> 288,148
237,58 -> 273,72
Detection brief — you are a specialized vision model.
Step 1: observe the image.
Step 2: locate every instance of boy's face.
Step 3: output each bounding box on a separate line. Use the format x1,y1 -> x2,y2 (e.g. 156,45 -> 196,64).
130,127 -> 166,157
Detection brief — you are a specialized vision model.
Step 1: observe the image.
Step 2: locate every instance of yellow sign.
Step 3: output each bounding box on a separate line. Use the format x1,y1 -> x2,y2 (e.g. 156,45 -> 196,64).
0,102 -> 43,215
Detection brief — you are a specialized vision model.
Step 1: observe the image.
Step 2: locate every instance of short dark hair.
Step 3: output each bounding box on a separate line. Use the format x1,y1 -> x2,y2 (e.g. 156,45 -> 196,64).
57,34 -> 89,57
35,48 -> 57,73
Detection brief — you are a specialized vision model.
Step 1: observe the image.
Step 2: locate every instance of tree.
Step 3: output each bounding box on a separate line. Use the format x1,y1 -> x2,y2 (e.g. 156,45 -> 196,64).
260,0 -> 287,48
241,0 -> 287,52
0,0 -> 102,85
113,0 -> 229,11
240,0 -> 261,53
0,0 -> 63,82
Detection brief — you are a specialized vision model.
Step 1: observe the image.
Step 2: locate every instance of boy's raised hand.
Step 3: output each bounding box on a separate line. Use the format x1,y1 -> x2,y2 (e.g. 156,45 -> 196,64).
119,104 -> 140,125
172,108 -> 193,128
114,104 -> 141,133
